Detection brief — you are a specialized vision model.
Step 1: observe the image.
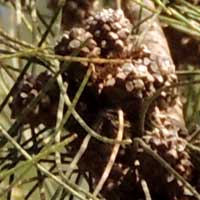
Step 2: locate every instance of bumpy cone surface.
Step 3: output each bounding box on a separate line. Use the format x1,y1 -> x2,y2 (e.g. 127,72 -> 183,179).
139,105 -> 192,199
55,9 -> 177,112
86,9 -> 132,58
10,71 -> 59,127
55,27 -> 100,58
48,0 -> 95,29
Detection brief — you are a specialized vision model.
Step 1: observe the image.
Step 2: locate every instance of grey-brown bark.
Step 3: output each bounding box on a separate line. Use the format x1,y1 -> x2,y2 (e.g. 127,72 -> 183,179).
122,0 -> 186,132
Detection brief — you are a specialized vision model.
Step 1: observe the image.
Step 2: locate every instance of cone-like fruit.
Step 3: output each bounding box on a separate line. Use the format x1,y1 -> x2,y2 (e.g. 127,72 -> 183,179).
48,0 -> 95,29
10,71 -> 59,127
138,105 -> 192,199
55,27 -> 100,58
86,9 -> 132,58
